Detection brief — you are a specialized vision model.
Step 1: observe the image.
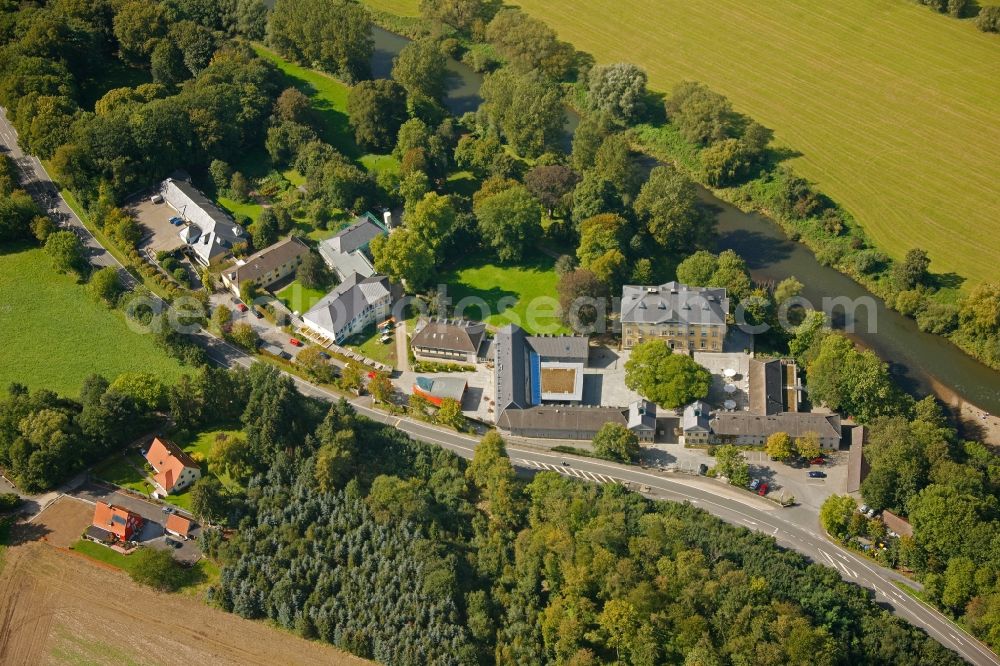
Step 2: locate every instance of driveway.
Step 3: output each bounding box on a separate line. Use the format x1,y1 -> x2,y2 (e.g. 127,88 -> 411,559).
72,481 -> 202,564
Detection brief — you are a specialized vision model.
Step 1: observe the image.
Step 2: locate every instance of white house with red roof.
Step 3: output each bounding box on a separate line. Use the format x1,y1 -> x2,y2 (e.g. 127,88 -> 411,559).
145,437 -> 201,496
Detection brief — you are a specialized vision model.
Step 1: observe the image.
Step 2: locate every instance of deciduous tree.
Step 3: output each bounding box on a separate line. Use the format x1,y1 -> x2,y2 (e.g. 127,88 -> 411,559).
624,340 -> 711,407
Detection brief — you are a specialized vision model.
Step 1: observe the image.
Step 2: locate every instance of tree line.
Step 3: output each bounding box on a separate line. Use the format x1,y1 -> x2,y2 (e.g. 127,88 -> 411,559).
199,368 -> 962,664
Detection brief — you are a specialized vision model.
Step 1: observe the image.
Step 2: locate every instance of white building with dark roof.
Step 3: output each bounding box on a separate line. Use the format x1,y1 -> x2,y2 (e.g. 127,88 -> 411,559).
318,213 -> 388,281
620,281 -> 728,351
161,177 -> 246,266
301,273 -> 393,344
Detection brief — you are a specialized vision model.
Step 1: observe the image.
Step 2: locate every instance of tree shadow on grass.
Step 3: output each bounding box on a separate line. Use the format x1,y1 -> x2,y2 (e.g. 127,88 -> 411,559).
269,64 -> 360,160
927,271 -> 965,291
7,519 -> 51,546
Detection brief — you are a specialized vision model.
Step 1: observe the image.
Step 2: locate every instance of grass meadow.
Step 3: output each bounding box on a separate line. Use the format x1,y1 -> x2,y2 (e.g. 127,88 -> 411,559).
252,44 -> 401,175
0,247 -> 185,395
439,251 -> 566,334
515,0 -> 1000,287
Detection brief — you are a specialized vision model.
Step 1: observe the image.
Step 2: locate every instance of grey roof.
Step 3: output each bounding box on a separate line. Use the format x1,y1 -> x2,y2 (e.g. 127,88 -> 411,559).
497,405 -> 628,434
525,334 -> 590,362
494,324 -> 530,414
749,358 -> 785,415
710,412 -> 842,440
847,425 -> 868,493
162,178 -> 246,264
325,213 -> 388,255
226,237 -> 310,287
620,281 -> 728,326
411,318 -> 486,355
627,400 -> 656,432
319,245 -> 377,281
303,273 -> 391,338
415,376 -> 468,402
682,400 -> 712,432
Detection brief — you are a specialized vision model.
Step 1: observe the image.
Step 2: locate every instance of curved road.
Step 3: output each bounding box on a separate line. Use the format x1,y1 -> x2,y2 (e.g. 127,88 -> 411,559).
1,111 -> 996,666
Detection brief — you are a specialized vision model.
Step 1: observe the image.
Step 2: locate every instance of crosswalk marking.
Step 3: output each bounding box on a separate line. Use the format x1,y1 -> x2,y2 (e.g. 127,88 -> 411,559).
514,458 -> 628,486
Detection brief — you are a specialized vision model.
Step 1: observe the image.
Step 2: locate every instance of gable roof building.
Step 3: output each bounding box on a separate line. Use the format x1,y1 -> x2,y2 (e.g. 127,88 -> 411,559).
749,358 -> 801,415
161,177 -> 247,266
165,513 -> 194,540
411,318 -> 486,364
301,273 -> 394,343
145,437 -> 201,495
709,411 -> 842,449
221,236 -> 310,296
91,501 -> 143,542
318,213 -> 388,280
493,324 -> 655,440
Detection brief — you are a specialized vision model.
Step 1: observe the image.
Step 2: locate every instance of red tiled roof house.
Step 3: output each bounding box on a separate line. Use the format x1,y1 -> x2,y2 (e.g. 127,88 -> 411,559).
91,501 -> 143,542
165,513 -> 194,540
145,437 -> 201,496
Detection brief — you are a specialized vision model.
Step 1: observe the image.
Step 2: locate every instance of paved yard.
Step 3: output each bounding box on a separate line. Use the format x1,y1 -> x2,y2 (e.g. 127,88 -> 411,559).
130,196 -> 186,255
693,351 -> 752,409
72,482 -> 202,564
582,345 -> 644,408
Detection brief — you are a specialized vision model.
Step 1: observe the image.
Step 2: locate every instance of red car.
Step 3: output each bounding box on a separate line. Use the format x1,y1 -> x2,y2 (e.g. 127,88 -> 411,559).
236,303 -> 248,312
289,338 -> 302,347
809,457 -> 826,465
757,483 -> 769,496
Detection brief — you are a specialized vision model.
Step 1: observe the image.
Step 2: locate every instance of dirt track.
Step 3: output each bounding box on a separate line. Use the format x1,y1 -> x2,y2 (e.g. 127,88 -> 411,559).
0,538 -> 370,665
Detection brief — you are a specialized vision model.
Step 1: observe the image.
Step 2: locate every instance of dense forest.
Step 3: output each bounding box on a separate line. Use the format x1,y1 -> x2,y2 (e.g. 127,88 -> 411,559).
197,367 -> 961,665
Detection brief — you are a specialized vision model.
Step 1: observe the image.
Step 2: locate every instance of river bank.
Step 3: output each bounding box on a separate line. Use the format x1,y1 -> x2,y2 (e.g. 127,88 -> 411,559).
363,19 -> 1000,424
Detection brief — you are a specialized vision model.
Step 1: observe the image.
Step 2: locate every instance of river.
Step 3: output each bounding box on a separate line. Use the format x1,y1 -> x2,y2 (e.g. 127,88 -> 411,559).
368,25 -> 1000,413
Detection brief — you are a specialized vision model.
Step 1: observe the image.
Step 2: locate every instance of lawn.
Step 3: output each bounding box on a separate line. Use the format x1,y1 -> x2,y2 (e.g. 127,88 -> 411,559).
515,0 -> 1000,288
0,247 -> 185,395
252,44 -> 397,174
217,195 -> 263,223
343,324 -> 397,367
439,251 -> 566,334
362,0 -> 421,17
70,539 -> 217,592
92,452 -> 153,496
276,279 -> 329,315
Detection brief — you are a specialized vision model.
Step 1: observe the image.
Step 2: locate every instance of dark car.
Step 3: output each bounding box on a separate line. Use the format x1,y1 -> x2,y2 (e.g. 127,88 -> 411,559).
809,457 -> 826,465
808,471 -> 827,478
698,463 -> 708,476
164,537 -> 182,549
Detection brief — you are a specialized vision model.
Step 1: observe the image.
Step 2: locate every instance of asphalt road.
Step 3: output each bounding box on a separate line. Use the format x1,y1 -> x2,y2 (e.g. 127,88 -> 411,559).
2,109 -> 996,666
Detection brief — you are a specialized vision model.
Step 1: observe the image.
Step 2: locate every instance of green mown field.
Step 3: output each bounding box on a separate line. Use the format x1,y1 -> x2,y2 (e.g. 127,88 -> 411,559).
0,247 -> 185,395
516,0 -> 1000,288
440,251 -> 566,334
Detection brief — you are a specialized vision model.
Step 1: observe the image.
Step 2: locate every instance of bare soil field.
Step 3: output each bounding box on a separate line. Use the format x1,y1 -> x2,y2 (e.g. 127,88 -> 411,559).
541,367 -> 577,394
29,495 -> 93,548
0,537 -> 370,666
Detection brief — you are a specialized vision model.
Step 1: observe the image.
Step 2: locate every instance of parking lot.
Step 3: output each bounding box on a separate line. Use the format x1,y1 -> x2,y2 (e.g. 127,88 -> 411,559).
130,196 -> 187,256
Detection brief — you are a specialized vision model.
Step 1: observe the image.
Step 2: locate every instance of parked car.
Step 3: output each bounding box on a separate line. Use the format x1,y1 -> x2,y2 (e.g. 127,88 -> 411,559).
809,457 -> 826,465
808,471 -> 827,478
698,463 -> 708,476
164,538 -> 182,549
161,506 -> 172,513
236,303 -> 248,312
865,508 -> 876,518
859,504 -> 870,514
252,308 -> 263,319
289,338 -> 302,347
749,479 -> 761,490
169,216 -> 183,225
757,483 -> 769,496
